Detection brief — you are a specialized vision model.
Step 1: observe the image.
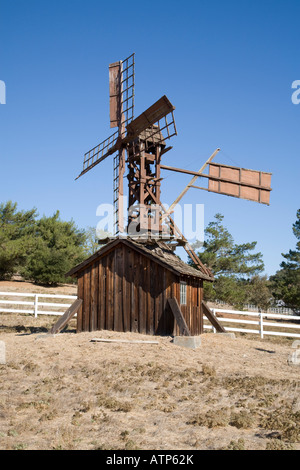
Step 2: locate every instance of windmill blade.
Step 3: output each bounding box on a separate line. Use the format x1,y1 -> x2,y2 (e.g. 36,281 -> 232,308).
75,131 -> 120,180
160,162 -> 272,205
194,162 -> 272,205
109,61 -> 121,129
109,53 -> 135,131
205,162 -> 272,204
124,95 -> 176,144
120,53 -> 135,132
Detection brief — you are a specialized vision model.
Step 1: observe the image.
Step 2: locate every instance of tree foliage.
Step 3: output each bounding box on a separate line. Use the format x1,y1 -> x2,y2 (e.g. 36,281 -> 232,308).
195,213 -> 264,277
0,201 -> 89,286
270,210 -> 300,312
0,201 -> 37,279
191,213 -> 269,308
21,211 -> 87,286
83,227 -> 112,256
245,275 -> 272,311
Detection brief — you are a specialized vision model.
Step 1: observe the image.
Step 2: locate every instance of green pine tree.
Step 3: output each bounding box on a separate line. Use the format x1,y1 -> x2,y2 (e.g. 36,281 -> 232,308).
191,213 -> 265,308
270,210 -> 300,313
21,211 -> 87,286
0,201 -> 37,279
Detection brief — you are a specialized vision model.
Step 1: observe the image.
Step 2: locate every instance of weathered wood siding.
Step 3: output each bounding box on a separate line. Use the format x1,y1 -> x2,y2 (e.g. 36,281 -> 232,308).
76,244 -> 203,336
177,277 -> 203,336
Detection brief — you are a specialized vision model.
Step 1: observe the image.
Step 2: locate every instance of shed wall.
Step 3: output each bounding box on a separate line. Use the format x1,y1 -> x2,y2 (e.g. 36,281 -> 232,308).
76,244 -> 203,335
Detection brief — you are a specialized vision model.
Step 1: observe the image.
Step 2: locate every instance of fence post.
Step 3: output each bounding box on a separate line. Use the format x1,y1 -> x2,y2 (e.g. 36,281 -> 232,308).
259,311 -> 264,339
212,309 -> 216,334
34,294 -> 38,318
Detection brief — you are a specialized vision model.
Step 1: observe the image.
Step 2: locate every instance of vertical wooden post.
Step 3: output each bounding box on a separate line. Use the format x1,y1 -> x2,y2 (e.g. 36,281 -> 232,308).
117,59 -> 127,234
259,310 -> 264,339
77,274 -> 84,333
34,294 -> 38,318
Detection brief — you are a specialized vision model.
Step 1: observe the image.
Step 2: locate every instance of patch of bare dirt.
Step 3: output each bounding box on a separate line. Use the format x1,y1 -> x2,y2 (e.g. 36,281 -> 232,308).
0,308 -> 299,450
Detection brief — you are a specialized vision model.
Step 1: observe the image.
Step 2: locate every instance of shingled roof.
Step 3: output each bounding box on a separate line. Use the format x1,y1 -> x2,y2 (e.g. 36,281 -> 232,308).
66,236 -> 214,281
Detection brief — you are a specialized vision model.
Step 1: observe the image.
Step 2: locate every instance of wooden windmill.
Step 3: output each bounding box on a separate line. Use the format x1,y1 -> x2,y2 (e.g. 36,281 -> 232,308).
50,53 -> 273,337
76,53 -> 272,276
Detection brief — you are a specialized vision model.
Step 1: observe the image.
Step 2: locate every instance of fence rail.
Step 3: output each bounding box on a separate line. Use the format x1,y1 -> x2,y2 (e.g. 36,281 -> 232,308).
204,308 -> 300,339
0,292 -> 77,317
215,301 -> 295,316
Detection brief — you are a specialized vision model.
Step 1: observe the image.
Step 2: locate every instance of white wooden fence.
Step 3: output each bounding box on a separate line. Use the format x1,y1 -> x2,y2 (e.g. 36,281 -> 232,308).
204,308 -> 300,339
1,292 -> 300,339
0,292 -> 77,317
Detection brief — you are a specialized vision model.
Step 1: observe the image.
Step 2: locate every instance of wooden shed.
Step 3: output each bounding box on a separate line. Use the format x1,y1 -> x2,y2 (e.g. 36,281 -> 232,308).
66,237 -> 214,336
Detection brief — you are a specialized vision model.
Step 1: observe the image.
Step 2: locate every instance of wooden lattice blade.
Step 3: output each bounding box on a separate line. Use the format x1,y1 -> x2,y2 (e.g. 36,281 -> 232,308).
161,163 -> 272,205
109,53 -> 135,130
124,95 -> 175,143
75,131 -> 120,180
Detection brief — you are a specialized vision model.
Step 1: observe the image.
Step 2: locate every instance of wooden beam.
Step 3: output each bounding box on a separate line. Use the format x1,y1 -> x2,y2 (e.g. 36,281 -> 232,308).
161,149 -> 220,220
168,298 -> 191,336
201,301 -> 226,333
50,299 -> 83,335
160,203 -> 213,279
90,338 -> 159,344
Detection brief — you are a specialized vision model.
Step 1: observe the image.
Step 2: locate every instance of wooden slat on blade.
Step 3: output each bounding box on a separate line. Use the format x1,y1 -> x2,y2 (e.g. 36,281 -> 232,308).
208,163 -> 272,205
209,163 -> 272,189
109,61 -> 120,128
125,95 -> 175,141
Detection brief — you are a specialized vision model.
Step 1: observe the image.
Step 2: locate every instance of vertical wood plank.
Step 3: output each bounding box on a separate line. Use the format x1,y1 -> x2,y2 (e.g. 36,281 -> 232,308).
149,260 -> 156,336
161,268 -> 166,335
174,278 -> 180,336
191,281 -> 195,335
157,265 -> 163,335
131,251 -> 139,333
106,251 -> 114,331
77,274 -> 84,333
138,256 -> 146,334
165,270 -> 173,335
115,246 -> 124,332
90,263 -> 98,331
187,281 -> 191,334
83,267 -> 91,332
122,246 -> 128,332
124,248 -> 132,332
99,257 -> 106,330
146,257 -> 151,334
199,283 -> 203,334
97,261 -> 102,330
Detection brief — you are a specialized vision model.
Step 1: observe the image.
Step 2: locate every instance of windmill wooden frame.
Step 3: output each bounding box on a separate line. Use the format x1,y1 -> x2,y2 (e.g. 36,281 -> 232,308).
76,52 -> 272,276
67,53 -> 273,337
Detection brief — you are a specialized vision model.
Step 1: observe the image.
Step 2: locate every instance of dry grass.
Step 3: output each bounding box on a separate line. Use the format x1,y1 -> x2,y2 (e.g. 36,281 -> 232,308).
0,282 -> 299,450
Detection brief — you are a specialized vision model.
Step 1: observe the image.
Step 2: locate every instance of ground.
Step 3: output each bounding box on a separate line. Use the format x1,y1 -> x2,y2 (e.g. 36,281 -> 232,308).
0,281 -> 299,450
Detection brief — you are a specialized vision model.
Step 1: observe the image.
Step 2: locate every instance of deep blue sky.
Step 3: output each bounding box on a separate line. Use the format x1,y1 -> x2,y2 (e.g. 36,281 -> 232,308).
0,0 -> 299,276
